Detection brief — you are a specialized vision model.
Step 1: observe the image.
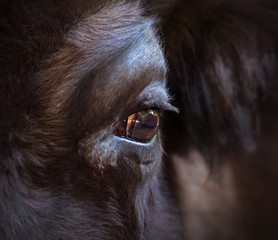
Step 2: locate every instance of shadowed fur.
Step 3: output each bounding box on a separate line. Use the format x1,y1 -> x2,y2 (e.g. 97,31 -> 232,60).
1,0 -> 278,240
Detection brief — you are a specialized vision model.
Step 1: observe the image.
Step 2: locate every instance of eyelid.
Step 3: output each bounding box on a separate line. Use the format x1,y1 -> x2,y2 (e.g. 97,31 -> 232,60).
128,89 -> 178,116
138,100 -> 178,113
115,134 -> 158,147
133,82 -> 179,113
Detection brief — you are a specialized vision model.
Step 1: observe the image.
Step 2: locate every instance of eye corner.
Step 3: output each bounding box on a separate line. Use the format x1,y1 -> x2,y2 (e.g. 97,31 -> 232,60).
160,102 -> 179,114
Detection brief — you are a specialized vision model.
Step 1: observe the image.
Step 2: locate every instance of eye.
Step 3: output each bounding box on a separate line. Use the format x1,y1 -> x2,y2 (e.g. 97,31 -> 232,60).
114,109 -> 159,143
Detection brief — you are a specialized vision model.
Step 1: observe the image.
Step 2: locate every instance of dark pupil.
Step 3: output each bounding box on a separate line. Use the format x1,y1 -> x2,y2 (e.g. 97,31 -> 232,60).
114,109 -> 159,143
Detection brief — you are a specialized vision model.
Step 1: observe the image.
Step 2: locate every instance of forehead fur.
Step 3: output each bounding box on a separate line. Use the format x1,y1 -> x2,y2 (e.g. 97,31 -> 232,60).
33,1 -> 161,121
0,0 -> 160,130
67,1 -> 159,75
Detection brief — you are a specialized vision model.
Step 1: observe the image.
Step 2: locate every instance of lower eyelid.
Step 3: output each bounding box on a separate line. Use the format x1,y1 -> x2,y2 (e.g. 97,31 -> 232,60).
114,134 -> 158,147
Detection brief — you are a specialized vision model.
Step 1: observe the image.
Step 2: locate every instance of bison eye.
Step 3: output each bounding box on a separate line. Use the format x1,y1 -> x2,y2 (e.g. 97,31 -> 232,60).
114,109 -> 159,143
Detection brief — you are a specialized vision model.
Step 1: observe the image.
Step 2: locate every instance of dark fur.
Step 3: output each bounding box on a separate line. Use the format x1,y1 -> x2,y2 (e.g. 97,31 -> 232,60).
160,0 -> 278,239
1,0 -> 278,239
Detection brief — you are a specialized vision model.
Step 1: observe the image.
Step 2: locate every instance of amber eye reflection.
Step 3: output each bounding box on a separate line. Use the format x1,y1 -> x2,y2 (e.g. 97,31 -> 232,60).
114,109 -> 159,143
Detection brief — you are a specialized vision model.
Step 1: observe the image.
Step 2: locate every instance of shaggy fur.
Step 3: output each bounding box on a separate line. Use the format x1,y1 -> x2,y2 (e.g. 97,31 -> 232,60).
160,0 -> 278,239
0,1 -> 180,239
1,0 -> 278,239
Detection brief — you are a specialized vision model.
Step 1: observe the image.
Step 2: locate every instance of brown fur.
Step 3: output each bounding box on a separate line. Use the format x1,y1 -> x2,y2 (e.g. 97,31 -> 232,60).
1,0 -> 278,239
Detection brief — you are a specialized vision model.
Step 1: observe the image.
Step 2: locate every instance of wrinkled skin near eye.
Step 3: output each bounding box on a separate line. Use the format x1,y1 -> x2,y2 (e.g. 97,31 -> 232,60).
114,109 -> 159,143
